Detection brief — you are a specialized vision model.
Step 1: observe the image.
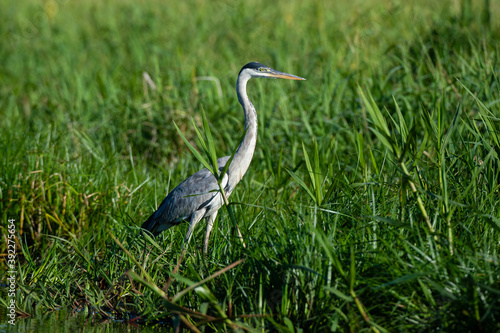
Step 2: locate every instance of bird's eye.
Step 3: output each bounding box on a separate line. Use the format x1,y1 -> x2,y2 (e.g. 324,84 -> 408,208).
259,67 -> 269,72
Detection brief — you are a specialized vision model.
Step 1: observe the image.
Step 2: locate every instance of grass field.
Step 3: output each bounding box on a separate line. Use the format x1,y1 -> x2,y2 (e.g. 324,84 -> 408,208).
1,0 -> 500,331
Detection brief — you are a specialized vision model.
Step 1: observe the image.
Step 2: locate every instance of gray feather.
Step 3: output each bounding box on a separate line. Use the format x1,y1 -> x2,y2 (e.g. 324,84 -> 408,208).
142,156 -> 230,235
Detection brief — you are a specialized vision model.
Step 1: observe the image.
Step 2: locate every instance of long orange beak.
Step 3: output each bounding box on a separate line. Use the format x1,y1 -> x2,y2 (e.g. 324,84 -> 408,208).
267,69 -> 306,80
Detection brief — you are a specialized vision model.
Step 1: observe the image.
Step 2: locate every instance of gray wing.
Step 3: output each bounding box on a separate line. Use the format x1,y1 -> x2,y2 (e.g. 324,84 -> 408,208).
142,156 -> 230,235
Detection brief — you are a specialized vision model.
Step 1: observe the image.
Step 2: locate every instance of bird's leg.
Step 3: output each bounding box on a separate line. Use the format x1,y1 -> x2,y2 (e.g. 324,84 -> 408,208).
184,210 -> 206,248
204,211 -> 218,253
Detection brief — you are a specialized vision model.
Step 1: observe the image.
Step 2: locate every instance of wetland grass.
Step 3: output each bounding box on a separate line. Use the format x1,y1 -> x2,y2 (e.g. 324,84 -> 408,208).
1,0 -> 499,331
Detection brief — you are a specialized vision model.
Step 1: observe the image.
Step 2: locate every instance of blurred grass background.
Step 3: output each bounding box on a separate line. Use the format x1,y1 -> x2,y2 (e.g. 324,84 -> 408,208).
1,0 -> 500,331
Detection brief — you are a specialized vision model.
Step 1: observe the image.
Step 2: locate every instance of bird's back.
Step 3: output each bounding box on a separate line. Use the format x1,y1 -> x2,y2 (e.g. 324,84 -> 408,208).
142,156 -> 231,235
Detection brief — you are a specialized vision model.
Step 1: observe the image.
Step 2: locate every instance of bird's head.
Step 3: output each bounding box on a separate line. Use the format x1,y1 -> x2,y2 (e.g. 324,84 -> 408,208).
239,62 -> 306,81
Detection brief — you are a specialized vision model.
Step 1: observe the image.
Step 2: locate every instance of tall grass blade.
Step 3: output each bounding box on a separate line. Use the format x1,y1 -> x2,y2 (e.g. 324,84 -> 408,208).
174,121 -> 214,174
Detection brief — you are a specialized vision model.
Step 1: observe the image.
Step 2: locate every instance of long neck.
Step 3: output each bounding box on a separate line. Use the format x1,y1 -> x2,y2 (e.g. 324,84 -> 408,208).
226,73 -> 258,192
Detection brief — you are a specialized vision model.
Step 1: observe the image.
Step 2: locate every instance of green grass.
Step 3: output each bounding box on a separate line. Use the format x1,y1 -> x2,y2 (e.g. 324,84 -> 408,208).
1,0 -> 500,331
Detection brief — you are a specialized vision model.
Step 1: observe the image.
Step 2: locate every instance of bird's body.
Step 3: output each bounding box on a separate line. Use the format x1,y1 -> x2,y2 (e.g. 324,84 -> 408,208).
142,62 -> 305,252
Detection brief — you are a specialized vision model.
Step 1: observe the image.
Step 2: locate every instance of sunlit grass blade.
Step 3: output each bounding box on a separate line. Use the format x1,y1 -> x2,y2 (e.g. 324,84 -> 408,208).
313,139 -> 322,205
299,139 -> 323,205
126,271 -> 215,320
393,96 -> 409,142
302,141 -> 315,190
358,87 -> 391,137
174,121 -> 214,174
172,258 -> 245,302
458,79 -> 500,152
359,88 -> 400,157
220,128 -> 246,182
201,107 -> 219,177
286,167 -> 316,203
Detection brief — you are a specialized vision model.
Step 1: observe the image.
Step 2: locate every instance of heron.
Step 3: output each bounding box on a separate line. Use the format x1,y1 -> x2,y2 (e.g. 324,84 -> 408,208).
141,62 -> 305,252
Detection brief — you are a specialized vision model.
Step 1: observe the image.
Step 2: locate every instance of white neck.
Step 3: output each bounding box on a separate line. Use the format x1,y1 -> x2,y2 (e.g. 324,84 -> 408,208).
226,70 -> 258,192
